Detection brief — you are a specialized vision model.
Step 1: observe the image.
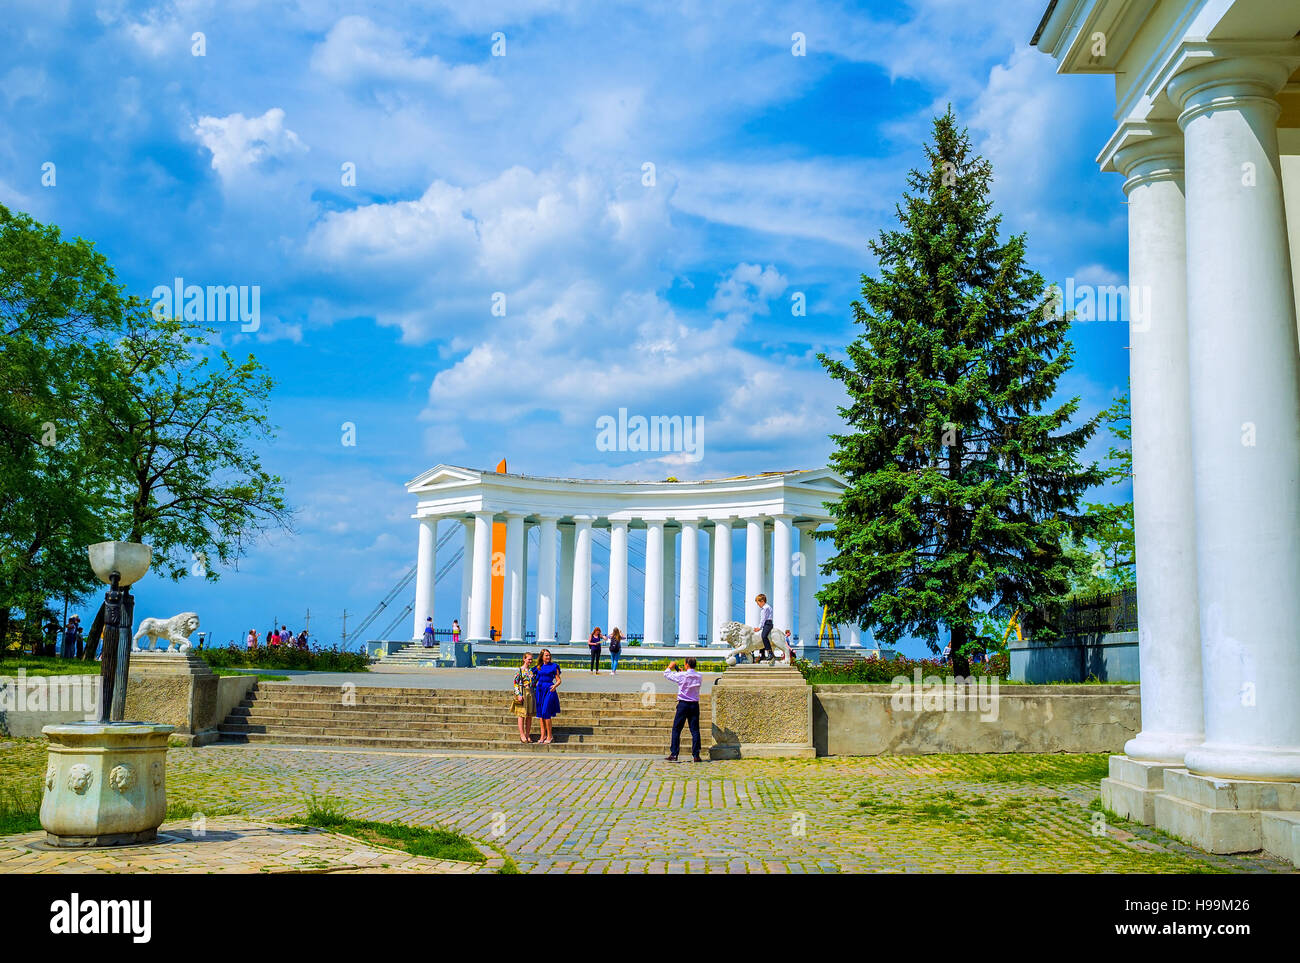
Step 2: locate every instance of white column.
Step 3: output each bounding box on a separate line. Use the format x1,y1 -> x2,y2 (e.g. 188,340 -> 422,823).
1170,57 -> 1300,781
569,516 -> 593,643
796,522 -> 820,645
643,519 -> 664,645
557,522 -> 574,644
536,516 -> 558,644
663,524 -> 677,645
763,522 -> 773,600
712,518 -> 733,643
521,522 -> 531,640
607,519 -> 629,635
468,511 -> 494,642
707,525 -> 717,647
1113,129 -> 1204,764
772,515 -> 794,638
678,519 -> 700,647
504,513 -> 525,642
459,518 -> 473,627
412,517 -> 438,639
745,516 -> 765,625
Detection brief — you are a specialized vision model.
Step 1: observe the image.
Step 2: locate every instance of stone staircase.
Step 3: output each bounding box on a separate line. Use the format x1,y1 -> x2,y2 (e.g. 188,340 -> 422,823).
217,682 -> 714,755
375,643 -> 442,665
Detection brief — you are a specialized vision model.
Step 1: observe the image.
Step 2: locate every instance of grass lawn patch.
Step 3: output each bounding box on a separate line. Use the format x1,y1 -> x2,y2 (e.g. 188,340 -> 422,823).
0,656 -> 100,677
293,793 -> 485,864
212,668 -> 289,681
0,780 -> 42,835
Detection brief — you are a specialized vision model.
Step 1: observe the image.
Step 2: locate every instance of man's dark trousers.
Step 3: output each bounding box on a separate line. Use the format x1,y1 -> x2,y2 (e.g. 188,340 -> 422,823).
670,699 -> 701,759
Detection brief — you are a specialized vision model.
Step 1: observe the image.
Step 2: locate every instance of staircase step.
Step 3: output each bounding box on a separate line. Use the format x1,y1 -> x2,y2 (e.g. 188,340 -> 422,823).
217,681 -> 712,755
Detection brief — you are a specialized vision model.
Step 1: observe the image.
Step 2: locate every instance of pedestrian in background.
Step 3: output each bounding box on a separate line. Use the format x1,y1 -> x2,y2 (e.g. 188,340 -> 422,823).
588,626 -> 603,673
608,628 -> 623,674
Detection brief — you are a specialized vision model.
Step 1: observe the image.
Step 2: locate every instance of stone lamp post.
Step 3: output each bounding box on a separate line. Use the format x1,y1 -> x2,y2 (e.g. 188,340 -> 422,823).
39,542 -> 175,847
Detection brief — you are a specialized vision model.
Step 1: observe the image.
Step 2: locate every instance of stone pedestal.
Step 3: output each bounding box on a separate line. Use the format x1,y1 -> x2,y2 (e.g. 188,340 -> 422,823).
124,652 -> 219,746
1150,768 -> 1300,868
708,664 -> 815,759
40,722 -> 174,847
1100,754 -> 1176,826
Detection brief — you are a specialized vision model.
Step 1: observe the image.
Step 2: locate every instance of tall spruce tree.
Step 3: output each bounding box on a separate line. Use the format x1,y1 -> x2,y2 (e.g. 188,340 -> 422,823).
817,109 -> 1105,675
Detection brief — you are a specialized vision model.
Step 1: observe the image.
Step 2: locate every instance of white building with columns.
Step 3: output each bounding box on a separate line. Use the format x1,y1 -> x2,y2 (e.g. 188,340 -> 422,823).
405,464 -> 846,651
1035,0 -> 1300,855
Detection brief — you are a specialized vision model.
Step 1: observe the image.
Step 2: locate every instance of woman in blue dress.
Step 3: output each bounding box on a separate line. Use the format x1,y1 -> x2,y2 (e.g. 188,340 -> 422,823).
534,648 -> 562,744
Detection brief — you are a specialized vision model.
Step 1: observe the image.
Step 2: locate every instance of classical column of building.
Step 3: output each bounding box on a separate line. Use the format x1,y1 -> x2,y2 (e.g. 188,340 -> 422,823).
796,521 -> 819,644
536,516 -> 558,644
570,516 -> 594,643
772,515 -> 794,638
557,522 -> 574,644
1169,57 -> 1300,781
468,511 -> 494,642
643,519 -> 665,644
459,517 -> 474,630
504,513 -> 525,643
712,518 -> 733,643
412,517 -> 437,639
703,523 -> 714,643
745,516 -> 765,624
607,519 -> 629,636
1112,128 -> 1204,764
678,518 -> 700,648
662,524 -> 677,645
521,521 -> 532,640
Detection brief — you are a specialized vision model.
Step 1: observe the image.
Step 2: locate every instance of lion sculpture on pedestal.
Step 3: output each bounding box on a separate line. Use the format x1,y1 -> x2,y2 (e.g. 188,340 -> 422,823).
132,612 -> 200,653
720,619 -> 791,666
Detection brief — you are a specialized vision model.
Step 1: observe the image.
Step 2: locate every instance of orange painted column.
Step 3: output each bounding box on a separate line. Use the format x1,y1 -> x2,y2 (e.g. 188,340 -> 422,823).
489,459 -> 507,640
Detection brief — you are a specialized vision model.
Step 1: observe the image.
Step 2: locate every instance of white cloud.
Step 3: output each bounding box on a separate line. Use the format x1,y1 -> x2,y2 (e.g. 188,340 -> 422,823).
310,15 -> 499,100
304,163 -> 674,343
708,263 -> 788,322
192,107 -> 307,180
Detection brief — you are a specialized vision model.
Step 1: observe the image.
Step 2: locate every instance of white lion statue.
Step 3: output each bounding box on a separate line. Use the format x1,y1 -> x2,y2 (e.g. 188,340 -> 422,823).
720,619 -> 791,666
132,612 -> 200,653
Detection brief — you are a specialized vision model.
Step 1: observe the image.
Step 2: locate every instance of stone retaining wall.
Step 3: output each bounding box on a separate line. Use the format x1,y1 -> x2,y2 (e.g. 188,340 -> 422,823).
812,683 -> 1140,755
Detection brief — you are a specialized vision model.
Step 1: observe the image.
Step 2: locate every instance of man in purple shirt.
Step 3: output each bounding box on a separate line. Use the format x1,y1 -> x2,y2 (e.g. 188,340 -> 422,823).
664,658 -> 704,763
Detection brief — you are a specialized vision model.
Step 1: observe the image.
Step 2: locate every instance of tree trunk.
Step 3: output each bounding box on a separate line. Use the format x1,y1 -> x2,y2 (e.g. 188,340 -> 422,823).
950,623 -> 971,679
0,606 -> 8,661
83,602 -> 106,661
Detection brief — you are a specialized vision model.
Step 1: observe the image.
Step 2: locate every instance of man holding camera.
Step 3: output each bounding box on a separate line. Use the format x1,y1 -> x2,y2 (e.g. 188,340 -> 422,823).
664,658 -> 703,763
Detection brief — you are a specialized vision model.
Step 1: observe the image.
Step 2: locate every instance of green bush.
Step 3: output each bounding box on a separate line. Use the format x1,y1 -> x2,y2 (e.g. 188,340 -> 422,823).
797,652 -> 1009,685
198,644 -> 369,673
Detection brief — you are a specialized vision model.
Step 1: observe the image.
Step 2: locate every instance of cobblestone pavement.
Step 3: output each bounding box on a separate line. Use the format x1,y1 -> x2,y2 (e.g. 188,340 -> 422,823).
1,739 -> 1294,874
0,816 -> 493,874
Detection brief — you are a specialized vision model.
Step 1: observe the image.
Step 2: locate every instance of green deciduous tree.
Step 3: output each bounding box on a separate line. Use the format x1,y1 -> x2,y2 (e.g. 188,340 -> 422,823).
816,109 -> 1106,676
0,203 -> 291,660
0,205 -> 125,658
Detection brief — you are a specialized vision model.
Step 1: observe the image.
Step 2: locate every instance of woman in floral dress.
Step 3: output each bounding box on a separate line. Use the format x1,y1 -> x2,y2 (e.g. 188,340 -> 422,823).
513,652 -> 536,743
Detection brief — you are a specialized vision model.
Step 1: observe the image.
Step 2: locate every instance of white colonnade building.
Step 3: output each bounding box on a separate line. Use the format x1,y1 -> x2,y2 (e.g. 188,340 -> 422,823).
405,464 -> 846,650
1035,0 -> 1300,852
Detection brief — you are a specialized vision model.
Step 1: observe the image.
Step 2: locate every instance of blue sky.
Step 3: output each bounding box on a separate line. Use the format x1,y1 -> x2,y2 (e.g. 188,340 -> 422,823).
4,0 -> 1131,655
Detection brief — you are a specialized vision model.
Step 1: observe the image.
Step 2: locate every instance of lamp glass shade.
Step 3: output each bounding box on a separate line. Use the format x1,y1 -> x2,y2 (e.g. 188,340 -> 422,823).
88,541 -> 153,586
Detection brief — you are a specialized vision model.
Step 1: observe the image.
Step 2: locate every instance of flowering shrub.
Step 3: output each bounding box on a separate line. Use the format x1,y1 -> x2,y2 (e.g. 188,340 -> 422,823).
796,652 -> 1008,685
199,644 -> 370,673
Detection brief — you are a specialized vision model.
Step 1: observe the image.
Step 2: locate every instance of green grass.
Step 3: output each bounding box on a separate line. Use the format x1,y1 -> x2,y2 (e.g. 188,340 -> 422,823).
211,668 -> 289,681
0,780 -> 42,835
293,793 -> 486,864
165,800 -> 242,821
0,655 -> 100,677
